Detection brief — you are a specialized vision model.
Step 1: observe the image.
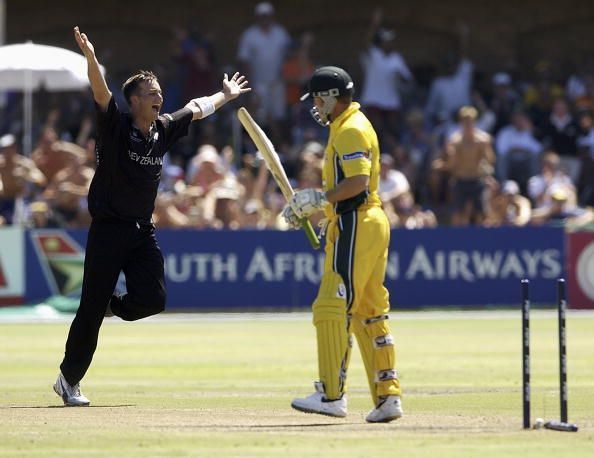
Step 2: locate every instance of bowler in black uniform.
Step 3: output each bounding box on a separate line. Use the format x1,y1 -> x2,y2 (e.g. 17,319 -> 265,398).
53,26 -> 251,406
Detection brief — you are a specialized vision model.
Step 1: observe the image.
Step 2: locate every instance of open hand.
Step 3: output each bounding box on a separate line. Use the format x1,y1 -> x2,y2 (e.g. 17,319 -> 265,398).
74,26 -> 95,59
222,72 -> 251,101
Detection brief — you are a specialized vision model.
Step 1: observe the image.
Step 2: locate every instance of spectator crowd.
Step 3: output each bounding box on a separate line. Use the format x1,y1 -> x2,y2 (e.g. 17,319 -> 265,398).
1,3 -> 593,231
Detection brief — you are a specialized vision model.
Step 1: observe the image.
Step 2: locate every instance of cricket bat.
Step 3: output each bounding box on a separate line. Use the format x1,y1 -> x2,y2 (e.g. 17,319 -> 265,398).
237,107 -> 320,250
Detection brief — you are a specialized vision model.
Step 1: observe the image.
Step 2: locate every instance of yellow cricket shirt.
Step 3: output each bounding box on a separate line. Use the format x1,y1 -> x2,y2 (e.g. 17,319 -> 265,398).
322,102 -> 382,219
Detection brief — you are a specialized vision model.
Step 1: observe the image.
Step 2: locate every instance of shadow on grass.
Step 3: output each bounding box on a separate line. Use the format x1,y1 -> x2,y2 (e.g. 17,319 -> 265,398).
5,404 -> 136,409
153,422 -> 357,430
249,423 -> 351,428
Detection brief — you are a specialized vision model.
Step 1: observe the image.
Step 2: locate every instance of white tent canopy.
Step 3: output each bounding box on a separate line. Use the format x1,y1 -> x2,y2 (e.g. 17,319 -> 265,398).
0,41 -> 105,153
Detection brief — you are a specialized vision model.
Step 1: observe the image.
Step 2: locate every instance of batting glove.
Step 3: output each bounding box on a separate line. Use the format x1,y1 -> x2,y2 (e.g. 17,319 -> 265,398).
281,204 -> 302,230
291,189 -> 328,218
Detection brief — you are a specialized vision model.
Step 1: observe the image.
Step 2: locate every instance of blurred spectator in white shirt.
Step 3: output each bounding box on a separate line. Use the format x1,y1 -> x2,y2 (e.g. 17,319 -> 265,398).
237,2 -> 290,141
378,154 -> 410,203
360,8 -> 412,143
425,23 -> 473,126
495,111 -> 542,191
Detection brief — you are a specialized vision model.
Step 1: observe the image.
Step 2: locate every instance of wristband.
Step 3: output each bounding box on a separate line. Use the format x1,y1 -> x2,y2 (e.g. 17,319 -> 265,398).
193,96 -> 215,118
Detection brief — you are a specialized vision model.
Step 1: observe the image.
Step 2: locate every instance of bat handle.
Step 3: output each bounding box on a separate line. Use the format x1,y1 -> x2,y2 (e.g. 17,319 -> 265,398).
300,218 -> 320,250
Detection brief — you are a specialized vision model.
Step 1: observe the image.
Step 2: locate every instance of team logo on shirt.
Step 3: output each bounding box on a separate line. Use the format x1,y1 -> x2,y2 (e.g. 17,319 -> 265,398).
342,152 -> 365,161
342,150 -> 371,161
128,150 -> 163,166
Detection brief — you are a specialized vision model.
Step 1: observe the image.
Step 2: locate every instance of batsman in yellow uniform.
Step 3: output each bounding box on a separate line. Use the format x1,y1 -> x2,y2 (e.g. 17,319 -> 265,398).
282,66 -> 402,423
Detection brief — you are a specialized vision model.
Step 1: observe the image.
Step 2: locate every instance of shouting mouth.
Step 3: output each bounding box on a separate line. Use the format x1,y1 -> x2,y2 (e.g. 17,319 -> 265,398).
152,104 -> 161,115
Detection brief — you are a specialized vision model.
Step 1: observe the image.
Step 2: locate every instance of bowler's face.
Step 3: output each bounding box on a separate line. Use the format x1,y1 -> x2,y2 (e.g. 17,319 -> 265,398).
133,80 -> 163,121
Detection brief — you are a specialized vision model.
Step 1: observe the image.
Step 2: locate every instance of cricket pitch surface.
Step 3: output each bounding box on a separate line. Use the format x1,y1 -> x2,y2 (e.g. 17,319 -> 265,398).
1,311 -> 593,457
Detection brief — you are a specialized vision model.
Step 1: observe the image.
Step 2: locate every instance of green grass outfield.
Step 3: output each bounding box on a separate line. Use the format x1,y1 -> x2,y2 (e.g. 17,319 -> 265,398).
0,311 -> 593,457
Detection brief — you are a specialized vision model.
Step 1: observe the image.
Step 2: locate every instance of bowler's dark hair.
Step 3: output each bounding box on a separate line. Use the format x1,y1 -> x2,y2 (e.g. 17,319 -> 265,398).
122,70 -> 158,104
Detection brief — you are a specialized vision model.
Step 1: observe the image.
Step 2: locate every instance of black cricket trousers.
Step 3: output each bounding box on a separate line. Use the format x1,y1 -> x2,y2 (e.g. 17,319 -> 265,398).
60,217 -> 166,386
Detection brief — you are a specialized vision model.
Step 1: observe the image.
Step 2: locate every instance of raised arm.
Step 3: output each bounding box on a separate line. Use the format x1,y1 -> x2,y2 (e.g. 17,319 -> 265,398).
184,72 -> 251,121
73,26 -> 111,110
366,7 -> 383,47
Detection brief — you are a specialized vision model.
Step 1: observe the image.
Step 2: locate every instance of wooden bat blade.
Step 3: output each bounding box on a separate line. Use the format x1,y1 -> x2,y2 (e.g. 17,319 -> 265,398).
237,107 -> 320,250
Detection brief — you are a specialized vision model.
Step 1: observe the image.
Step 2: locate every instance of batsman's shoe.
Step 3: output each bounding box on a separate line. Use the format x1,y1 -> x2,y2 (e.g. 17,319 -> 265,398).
365,395 -> 403,423
291,382 -> 347,418
53,373 -> 90,407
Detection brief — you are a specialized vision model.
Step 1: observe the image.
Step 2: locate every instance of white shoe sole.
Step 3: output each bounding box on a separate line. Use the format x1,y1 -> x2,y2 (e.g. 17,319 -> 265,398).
291,402 -> 347,418
366,413 -> 402,423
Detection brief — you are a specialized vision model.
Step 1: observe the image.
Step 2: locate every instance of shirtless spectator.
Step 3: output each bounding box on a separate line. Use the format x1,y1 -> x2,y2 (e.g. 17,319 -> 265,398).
445,106 -> 495,225
484,180 -> 531,227
31,127 -> 71,182
0,134 -> 47,225
43,144 -> 93,228
527,151 -> 574,209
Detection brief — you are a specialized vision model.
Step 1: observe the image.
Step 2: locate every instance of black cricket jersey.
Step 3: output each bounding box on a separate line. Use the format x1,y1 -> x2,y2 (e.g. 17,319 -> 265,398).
89,97 -> 192,223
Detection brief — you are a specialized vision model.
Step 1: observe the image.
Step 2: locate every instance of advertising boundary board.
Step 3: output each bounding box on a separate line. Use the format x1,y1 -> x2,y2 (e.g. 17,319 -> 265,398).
567,232 -> 594,309
21,226 -> 573,309
0,227 -> 25,305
